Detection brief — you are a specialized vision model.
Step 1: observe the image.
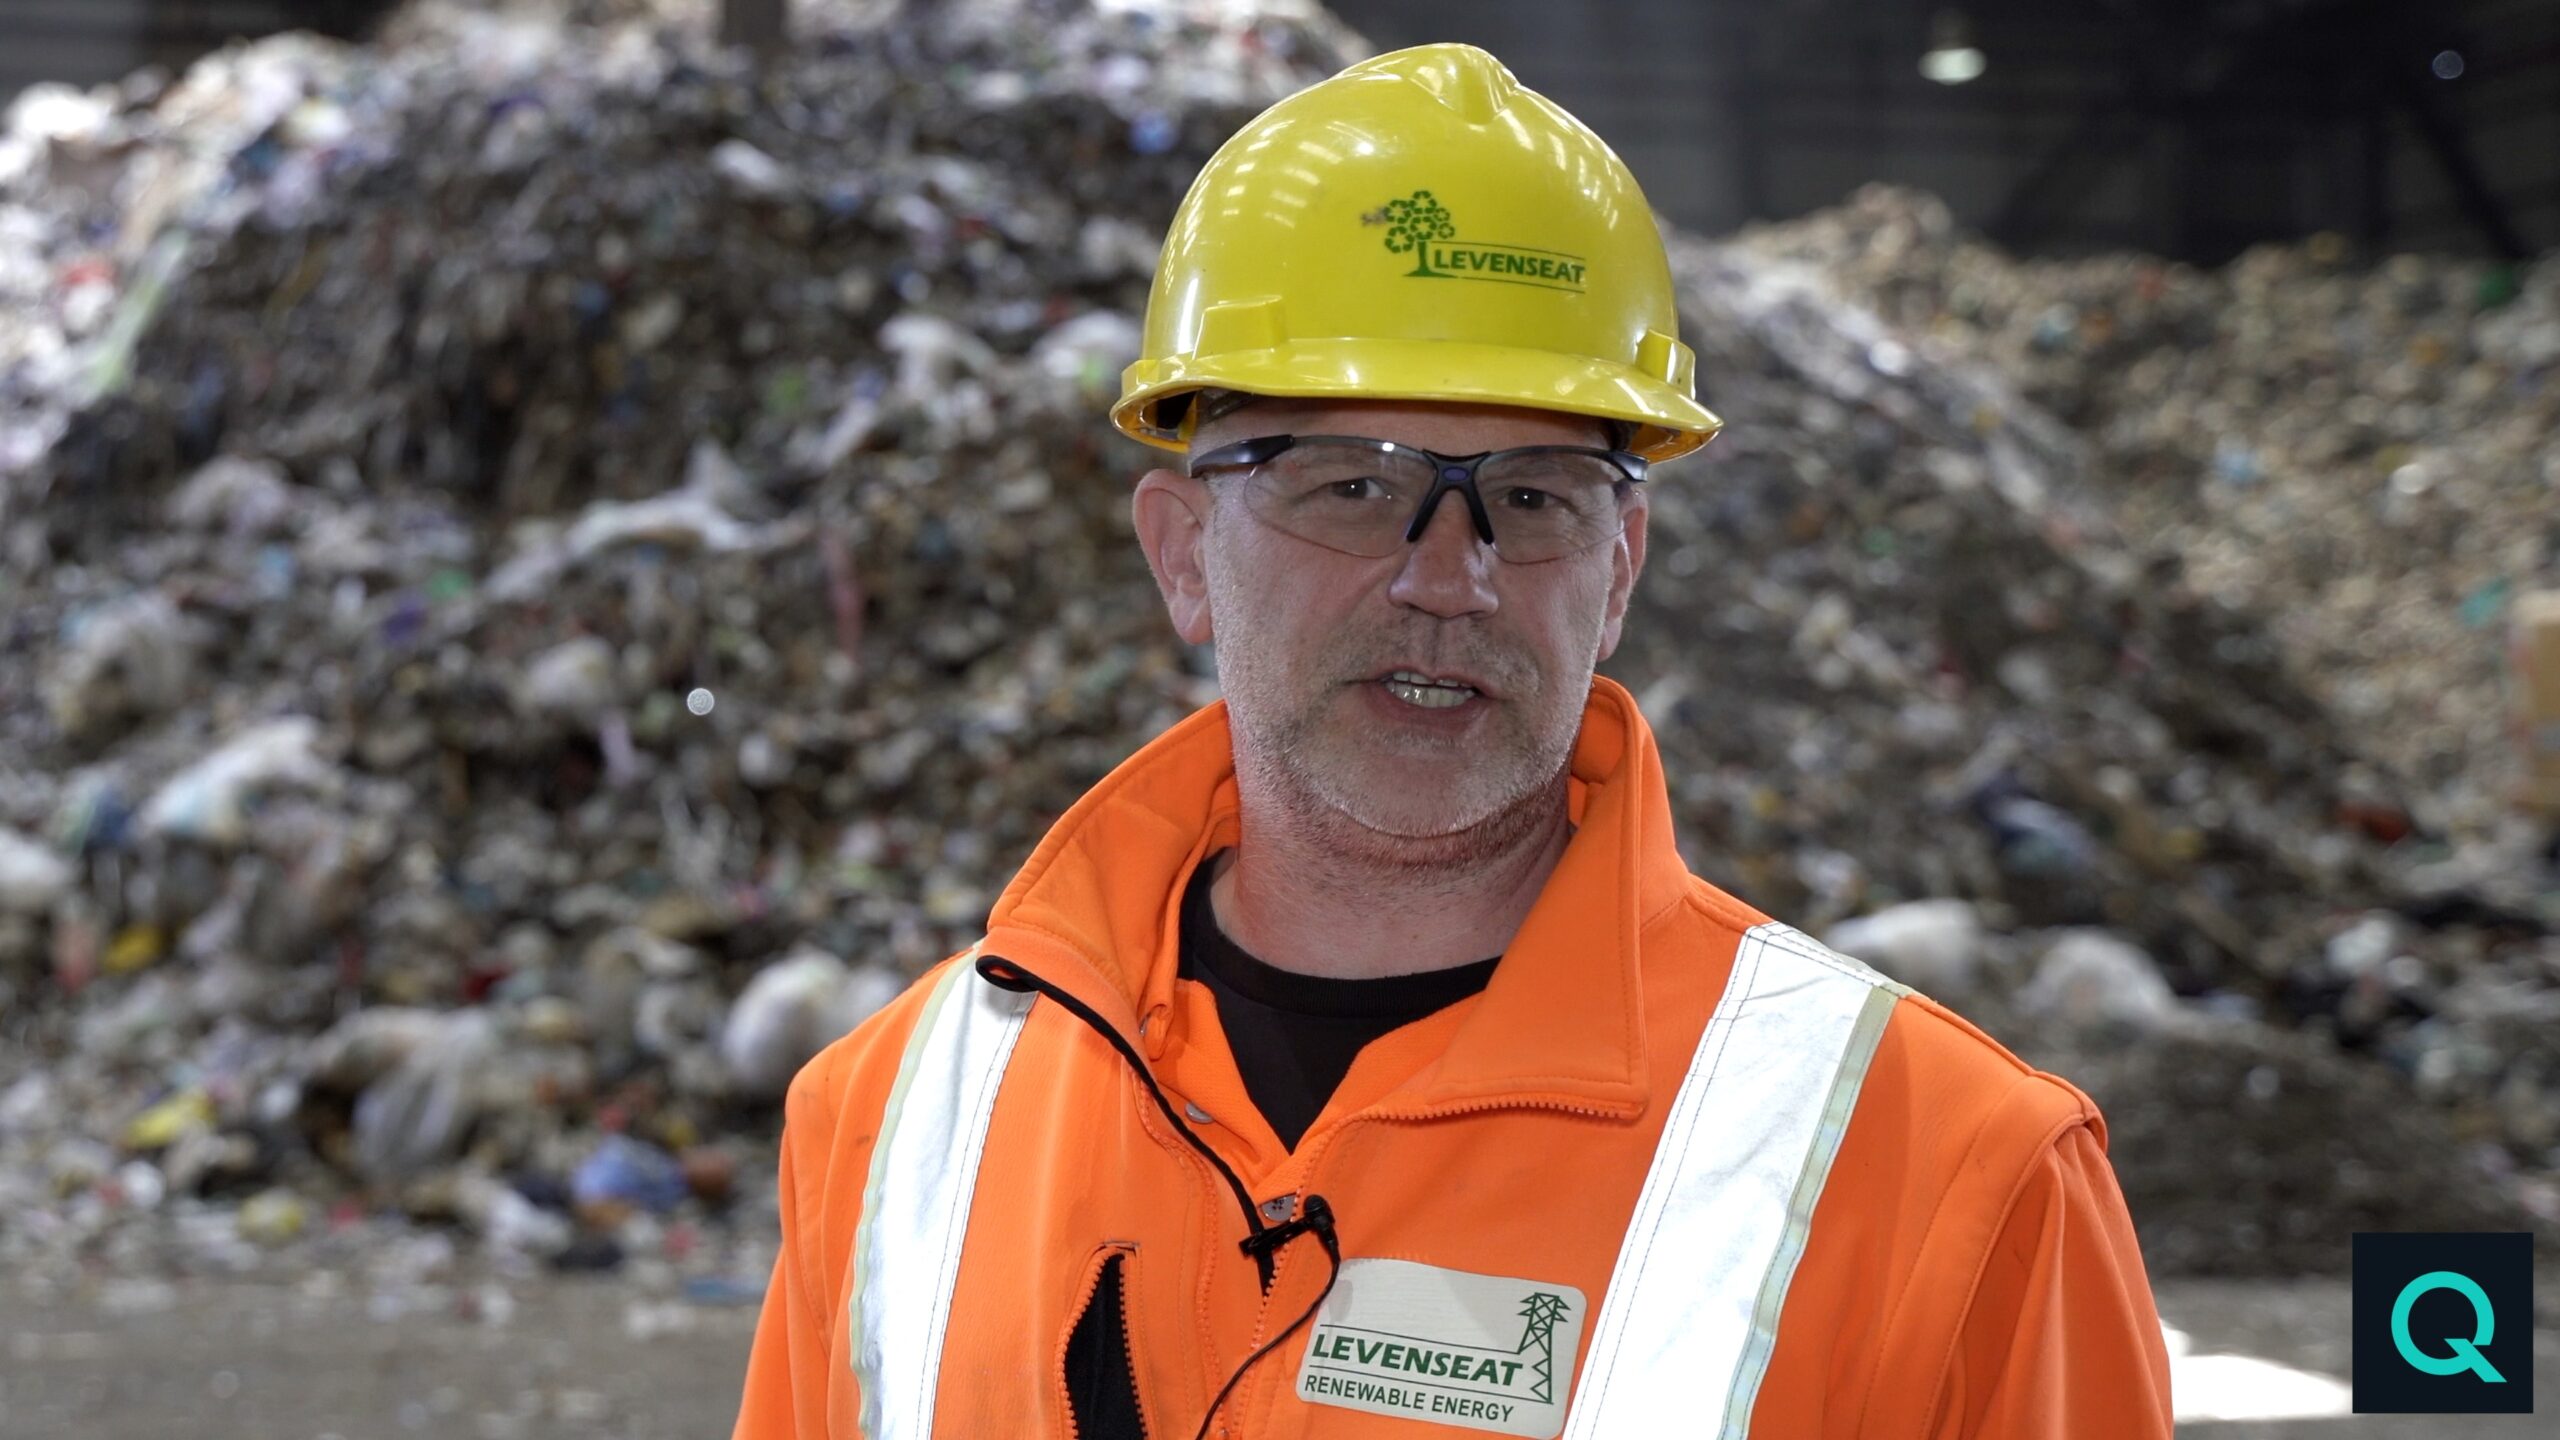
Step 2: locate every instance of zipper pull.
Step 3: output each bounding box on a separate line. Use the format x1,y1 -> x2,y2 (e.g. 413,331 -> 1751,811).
1194,1196 -> 1343,1440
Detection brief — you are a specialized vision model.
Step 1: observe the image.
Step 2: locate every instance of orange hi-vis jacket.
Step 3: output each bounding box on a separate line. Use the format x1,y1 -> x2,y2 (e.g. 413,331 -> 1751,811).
733,676 -> 2174,1439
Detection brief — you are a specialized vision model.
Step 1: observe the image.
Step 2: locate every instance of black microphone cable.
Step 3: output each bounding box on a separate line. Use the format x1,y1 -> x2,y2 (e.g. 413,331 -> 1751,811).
1189,1195 -> 1342,1440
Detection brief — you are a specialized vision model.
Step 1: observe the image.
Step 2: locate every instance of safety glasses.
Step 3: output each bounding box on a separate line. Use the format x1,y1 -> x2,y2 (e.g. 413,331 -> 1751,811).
1187,434 -> 1646,565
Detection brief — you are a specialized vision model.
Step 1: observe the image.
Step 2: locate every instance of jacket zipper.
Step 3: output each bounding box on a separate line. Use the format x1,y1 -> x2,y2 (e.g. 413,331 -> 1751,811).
1365,1093 -> 1630,1125
976,952 -> 1344,1440
979,952 -> 1620,1437
1060,1243 -> 1146,1440
974,953 -> 1280,1284
1116,1250 -> 1148,1440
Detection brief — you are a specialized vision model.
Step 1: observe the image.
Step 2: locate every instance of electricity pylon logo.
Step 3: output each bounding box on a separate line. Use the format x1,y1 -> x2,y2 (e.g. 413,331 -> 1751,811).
1517,1291 -> 1571,1404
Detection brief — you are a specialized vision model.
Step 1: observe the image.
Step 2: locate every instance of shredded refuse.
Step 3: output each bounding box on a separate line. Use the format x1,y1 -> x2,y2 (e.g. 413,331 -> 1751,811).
0,0 -> 2553,1306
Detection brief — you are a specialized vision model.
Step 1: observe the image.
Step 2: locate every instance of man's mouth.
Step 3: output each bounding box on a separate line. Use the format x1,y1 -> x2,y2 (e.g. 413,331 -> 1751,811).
1376,669 -> 1482,710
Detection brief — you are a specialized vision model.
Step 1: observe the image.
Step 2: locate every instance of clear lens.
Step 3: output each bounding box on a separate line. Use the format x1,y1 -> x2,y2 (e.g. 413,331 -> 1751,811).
1475,450 -> 1631,558
1237,440 -> 1631,563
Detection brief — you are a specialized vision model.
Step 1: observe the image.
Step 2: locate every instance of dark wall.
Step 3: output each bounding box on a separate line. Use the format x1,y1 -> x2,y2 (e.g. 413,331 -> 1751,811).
1,1 -> 391,105
8,0 -> 2553,261
1334,0 -> 2560,261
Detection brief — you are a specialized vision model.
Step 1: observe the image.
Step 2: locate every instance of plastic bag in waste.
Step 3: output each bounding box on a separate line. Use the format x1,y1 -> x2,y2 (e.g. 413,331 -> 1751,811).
352,1010 -> 498,1182
1823,898 -> 1986,1000
719,948 -> 903,1099
572,1133 -> 688,1219
138,717 -> 342,847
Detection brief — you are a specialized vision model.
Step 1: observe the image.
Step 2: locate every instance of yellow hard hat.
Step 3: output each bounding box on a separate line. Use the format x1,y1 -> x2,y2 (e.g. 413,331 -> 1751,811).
1113,43 -> 1722,464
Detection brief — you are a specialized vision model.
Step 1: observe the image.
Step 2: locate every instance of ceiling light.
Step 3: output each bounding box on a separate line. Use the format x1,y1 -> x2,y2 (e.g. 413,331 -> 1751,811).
1921,11 -> 1986,86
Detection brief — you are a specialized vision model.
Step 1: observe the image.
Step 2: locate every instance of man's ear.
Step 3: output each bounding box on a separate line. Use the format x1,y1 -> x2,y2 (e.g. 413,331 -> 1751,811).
1133,468 -> 1216,645
1595,487 -> 1647,662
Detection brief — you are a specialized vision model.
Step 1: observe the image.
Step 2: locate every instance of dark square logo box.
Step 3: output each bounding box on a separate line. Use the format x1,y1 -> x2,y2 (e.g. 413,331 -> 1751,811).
2351,1232 -> 2533,1415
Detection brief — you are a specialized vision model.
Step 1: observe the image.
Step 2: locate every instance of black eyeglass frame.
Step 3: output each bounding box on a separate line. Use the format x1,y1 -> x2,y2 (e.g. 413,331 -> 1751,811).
1184,433 -> 1650,562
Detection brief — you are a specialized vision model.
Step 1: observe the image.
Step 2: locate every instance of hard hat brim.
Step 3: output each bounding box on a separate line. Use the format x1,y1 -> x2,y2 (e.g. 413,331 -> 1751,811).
1114,337 -> 1724,465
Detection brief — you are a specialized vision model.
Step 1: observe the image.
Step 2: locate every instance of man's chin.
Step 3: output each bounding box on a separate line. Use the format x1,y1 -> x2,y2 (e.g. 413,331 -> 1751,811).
1301,761 -> 1518,841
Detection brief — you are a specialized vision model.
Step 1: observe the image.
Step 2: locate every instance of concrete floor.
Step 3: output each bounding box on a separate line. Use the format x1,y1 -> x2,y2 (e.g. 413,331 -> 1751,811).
2161,1276 -> 2553,1439
0,1274 -> 764,1440
0,1275 -> 2548,1436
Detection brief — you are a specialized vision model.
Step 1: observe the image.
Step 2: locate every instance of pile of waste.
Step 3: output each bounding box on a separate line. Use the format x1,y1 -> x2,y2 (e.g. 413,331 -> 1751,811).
0,0 -> 2552,1294
0,0 -> 1359,1295
1628,231 -> 2560,1258
1729,185 -> 2560,841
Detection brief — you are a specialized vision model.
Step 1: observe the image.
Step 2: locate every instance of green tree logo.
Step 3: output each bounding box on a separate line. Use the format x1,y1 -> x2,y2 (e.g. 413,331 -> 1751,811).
1381,190 -> 1456,275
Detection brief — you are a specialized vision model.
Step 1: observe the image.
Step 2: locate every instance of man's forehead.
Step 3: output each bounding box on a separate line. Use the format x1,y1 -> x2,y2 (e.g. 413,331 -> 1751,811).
1188,395 -> 1613,454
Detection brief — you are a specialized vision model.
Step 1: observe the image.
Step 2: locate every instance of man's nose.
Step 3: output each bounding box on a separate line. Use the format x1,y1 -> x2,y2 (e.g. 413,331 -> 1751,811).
1384,490 -> 1500,618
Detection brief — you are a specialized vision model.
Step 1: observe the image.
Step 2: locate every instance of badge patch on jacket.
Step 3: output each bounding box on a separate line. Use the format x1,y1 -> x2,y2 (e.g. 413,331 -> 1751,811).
1293,1258 -> 1587,1437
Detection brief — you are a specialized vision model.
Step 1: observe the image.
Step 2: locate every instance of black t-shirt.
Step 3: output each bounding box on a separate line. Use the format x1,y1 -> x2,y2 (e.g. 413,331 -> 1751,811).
1176,849 -> 1500,1150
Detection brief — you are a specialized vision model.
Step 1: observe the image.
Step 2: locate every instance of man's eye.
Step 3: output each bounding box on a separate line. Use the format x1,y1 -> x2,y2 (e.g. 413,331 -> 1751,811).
1326,477 -> 1384,500
1500,487 -> 1554,511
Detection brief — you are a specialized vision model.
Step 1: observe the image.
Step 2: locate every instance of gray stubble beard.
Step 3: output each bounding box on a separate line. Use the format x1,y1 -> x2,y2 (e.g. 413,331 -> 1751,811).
1201,492 -> 1606,893
1226,662 -> 1585,895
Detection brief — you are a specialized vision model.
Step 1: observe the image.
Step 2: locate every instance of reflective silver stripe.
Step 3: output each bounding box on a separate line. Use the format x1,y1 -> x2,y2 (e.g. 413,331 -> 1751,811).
848,956 -> 1031,1440
846,923 -> 1903,1437
1561,922 -> 1909,1440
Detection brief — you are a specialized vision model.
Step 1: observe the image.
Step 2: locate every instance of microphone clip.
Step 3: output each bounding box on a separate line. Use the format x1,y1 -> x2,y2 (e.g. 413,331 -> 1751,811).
1238,1193 -> 1338,1267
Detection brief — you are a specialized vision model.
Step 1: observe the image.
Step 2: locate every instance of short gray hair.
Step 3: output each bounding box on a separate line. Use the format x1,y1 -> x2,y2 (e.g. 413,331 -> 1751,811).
1189,387 -> 1261,436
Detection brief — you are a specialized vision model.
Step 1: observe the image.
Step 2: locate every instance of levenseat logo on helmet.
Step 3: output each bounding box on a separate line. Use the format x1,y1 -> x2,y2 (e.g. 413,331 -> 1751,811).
1113,44 -> 1722,461
1365,190 -> 1588,294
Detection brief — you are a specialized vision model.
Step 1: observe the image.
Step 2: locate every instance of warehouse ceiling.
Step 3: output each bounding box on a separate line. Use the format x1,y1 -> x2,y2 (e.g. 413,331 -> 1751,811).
4,0 -> 2555,259
1341,0 -> 2559,260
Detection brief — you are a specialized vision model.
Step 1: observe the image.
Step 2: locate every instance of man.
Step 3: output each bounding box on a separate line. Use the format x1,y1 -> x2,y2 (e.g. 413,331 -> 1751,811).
735,42 -> 2172,1440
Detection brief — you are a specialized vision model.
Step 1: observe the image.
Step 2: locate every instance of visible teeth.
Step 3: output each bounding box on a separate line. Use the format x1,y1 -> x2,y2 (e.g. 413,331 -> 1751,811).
1384,669 -> 1476,689
1383,678 -> 1475,710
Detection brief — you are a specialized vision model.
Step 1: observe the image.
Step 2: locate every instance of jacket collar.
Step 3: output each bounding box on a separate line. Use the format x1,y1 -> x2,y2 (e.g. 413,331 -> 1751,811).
979,674 -> 1697,1118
